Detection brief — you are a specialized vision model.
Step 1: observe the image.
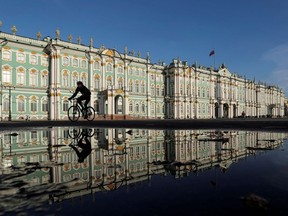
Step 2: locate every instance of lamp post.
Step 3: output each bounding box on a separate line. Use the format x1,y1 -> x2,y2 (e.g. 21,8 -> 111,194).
0,39 -> 9,121
4,85 -> 15,121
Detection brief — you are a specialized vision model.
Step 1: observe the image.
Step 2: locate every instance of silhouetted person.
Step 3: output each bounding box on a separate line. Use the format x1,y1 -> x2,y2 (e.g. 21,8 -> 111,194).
70,130 -> 91,163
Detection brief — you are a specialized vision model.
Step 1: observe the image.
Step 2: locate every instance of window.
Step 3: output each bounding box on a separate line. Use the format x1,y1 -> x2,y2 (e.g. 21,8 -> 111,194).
63,100 -> 69,112
94,61 -> 100,70
72,59 -> 78,67
72,75 -> 78,87
135,104 -> 139,113
136,69 -> 140,76
18,99 -> 25,112
42,100 -> 48,112
17,72 -> 25,85
129,68 -> 133,75
2,51 -> 11,61
118,79 -> 123,89
17,53 -> 25,62
63,57 -> 69,66
156,86 -> 160,96
81,74 -> 87,85
2,69 -> 11,83
42,74 -> 48,87
135,82 -> 139,93
31,131 -> 37,142
81,60 -> 87,68
30,100 -> 37,112
141,104 -> 145,113
151,85 -> 155,96
30,55 -> 38,64
118,66 -> 123,73
129,102 -> 133,112
106,79 -> 112,88
106,63 -> 112,72
161,86 -> 164,96
3,99 -> 9,112
94,78 -> 100,90
30,73 -> 37,86
41,56 -> 49,66
141,83 -> 145,94
63,74 -> 68,87
129,81 -> 133,92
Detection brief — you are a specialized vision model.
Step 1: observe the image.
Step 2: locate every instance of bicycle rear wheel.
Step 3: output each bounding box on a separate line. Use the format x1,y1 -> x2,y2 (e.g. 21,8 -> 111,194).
68,105 -> 80,122
86,106 -> 95,121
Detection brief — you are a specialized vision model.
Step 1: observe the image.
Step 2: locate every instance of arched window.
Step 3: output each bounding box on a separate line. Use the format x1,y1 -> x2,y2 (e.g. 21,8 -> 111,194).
94,61 -> 100,70
42,100 -> 48,112
81,60 -> 87,68
29,71 -> 38,86
63,100 -> 69,112
18,99 -> 25,112
3,98 -> 9,112
72,59 -> 78,67
94,78 -> 100,90
141,104 -> 145,113
17,68 -> 25,85
141,83 -> 145,94
151,85 -> 155,96
129,101 -> 133,112
118,78 -> 123,89
135,104 -> 139,113
186,84 -> 190,95
135,82 -> 139,93
106,63 -> 112,72
129,81 -> 133,92
42,71 -> 48,87
156,85 -> 160,96
161,86 -> 165,96
30,100 -> 37,112
81,73 -> 87,85
118,66 -> 123,73
106,77 -> 112,88
42,55 -> 49,66
63,74 -> 69,87
63,57 -> 69,66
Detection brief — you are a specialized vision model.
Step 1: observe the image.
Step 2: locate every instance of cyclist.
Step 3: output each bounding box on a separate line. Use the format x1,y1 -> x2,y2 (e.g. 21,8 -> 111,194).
68,81 -> 91,119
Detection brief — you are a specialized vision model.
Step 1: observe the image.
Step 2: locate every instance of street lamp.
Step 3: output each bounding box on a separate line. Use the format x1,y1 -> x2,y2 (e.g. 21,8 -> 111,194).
3,85 -> 15,121
0,39 -> 9,121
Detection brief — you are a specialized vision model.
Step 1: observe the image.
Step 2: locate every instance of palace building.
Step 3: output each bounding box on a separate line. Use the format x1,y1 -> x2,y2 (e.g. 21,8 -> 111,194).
0,29 -> 285,120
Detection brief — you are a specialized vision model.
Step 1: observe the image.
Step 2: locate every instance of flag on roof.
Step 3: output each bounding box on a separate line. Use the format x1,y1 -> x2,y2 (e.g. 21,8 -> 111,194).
209,50 -> 215,56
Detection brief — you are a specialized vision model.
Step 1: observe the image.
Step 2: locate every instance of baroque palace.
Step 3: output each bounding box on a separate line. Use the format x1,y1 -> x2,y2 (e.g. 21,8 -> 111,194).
0,28 -> 285,120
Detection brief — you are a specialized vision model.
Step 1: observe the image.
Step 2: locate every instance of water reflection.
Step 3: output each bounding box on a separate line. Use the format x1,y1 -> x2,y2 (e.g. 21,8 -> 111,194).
0,128 -> 287,214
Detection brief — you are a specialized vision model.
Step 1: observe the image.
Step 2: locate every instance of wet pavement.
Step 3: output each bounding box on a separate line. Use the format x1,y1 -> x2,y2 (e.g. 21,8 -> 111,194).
1,127 -> 288,215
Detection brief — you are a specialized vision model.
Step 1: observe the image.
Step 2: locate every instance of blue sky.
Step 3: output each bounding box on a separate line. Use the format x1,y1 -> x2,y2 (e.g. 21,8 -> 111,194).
1,0 -> 288,93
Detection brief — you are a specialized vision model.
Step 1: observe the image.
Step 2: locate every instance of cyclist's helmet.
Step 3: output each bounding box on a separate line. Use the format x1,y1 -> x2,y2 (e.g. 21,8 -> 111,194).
77,81 -> 83,85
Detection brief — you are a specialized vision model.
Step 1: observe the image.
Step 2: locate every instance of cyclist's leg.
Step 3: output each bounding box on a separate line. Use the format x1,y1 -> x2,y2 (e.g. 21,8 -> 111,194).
77,95 -> 85,114
84,95 -> 91,112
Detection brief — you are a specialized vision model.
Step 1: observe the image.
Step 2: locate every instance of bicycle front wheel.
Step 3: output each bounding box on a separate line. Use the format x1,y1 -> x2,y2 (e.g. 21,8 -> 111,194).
86,106 -> 95,121
68,105 -> 80,122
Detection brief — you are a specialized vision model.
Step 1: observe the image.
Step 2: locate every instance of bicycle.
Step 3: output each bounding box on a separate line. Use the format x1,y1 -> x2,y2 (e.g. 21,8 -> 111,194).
68,98 -> 95,122
68,127 -> 95,139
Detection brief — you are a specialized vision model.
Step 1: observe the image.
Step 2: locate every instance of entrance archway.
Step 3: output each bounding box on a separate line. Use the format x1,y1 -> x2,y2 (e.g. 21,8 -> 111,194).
115,95 -> 124,114
223,103 -> 229,118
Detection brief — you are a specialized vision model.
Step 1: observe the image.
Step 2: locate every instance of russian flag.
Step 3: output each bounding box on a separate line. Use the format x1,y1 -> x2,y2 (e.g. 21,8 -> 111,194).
209,50 -> 215,56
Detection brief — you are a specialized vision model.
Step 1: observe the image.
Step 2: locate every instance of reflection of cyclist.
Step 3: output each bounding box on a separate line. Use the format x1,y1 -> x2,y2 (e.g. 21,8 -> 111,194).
68,81 -> 91,118
69,129 -> 92,163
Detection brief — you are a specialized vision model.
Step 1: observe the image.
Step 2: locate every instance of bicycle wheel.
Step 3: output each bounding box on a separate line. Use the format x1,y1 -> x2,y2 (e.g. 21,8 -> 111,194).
86,106 -> 95,121
68,105 -> 80,122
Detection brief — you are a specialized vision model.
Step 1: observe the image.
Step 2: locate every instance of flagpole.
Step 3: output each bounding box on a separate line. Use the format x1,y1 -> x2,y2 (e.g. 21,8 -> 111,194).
214,48 -> 216,70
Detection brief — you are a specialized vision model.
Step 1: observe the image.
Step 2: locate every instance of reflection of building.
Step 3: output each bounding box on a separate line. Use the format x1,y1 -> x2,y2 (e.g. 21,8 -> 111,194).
0,128 -> 287,203
0,30 -> 285,120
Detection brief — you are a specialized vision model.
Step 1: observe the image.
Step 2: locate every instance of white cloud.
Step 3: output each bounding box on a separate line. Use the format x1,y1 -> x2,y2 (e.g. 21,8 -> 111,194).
262,43 -> 288,94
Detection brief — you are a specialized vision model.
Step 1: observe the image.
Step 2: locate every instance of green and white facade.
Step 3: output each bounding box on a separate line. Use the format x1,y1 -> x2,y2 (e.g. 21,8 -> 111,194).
0,31 -> 285,120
